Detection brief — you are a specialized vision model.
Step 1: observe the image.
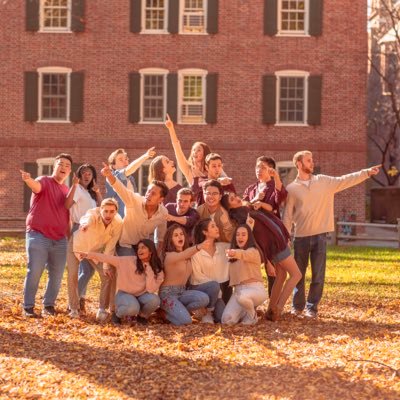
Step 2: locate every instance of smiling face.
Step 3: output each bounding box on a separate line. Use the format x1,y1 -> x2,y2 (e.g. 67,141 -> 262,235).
171,227 -> 186,251
203,220 -> 220,240
235,226 -> 249,249
191,143 -> 205,162
204,185 -> 222,209
53,157 -> 72,184
145,184 -> 164,207
137,242 -> 151,263
227,192 -> 242,209
79,167 -> 94,188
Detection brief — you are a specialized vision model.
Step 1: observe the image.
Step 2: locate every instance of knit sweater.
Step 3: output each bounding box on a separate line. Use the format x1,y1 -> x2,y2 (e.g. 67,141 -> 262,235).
86,252 -> 164,296
283,170 -> 369,237
228,247 -> 263,286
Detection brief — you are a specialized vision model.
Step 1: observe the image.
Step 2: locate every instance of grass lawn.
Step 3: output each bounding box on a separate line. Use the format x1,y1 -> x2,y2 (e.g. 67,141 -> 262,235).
0,238 -> 399,399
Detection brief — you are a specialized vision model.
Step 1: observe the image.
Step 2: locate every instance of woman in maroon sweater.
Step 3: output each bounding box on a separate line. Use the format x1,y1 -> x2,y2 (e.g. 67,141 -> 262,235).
221,193 -> 302,321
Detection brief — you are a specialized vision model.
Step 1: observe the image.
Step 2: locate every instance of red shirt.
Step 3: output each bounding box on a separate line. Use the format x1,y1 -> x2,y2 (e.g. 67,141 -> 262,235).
26,176 -> 69,240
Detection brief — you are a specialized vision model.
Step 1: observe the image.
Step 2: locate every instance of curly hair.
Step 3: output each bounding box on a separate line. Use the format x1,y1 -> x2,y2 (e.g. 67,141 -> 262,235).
76,164 -> 98,201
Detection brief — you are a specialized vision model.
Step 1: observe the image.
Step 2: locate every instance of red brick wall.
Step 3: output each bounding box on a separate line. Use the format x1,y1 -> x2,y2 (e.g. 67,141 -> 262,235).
0,0 -> 368,229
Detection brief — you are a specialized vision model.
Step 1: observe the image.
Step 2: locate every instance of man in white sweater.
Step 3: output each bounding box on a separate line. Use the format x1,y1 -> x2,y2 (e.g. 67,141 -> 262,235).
283,151 -> 380,318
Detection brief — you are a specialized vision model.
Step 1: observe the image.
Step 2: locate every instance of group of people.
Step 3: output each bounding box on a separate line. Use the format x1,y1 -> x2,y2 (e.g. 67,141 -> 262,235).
20,116 -> 380,326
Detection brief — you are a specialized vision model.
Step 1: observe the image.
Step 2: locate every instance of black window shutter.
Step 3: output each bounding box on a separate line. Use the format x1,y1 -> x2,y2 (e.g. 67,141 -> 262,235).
130,0 -> 141,33
24,71 -> 39,122
129,72 -> 141,123
23,162 -> 38,212
262,75 -> 276,124
168,0 -> 179,33
207,0 -> 219,34
264,0 -> 277,36
309,0 -> 323,36
71,0 -> 85,32
70,71 -> 84,123
167,73 -> 178,123
307,75 -> 322,125
26,0 -> 39,31
205,73 -> 218,124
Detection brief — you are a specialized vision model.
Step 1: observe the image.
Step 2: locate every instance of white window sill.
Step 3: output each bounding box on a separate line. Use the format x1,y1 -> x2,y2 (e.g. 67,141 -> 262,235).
275,122 -> 308,127
179,31 -> 208,35
39,29 -> 72,33
276,33 -> 311,38
140,30 -> 169,34
139,121 -> 165,124
178,121 -> 207,125
37,119 -> 71,124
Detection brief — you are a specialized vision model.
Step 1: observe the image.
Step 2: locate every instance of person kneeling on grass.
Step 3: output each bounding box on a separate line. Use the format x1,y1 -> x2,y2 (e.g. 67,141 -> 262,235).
79,239 -> 163,325
159,224 -> 216,326
221,225 -> 268,326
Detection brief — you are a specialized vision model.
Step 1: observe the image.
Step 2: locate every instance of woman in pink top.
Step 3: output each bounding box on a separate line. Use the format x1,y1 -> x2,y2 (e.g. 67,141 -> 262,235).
159,224 -> 213,325
221,225 -> 267,325
79,239 -> 163,325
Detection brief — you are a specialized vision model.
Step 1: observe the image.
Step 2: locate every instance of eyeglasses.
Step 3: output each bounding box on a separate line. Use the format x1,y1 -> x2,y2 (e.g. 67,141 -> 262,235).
204,192 -> 220,197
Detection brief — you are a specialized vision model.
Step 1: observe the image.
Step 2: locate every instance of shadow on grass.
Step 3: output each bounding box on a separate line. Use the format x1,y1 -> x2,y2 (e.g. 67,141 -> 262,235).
0,326 -> 398,400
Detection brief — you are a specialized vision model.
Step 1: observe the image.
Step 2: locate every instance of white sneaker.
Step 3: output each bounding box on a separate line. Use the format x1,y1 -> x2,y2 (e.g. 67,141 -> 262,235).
201,311 -> 215,324
241,311 -> 258,325
96,308 -> 109,322
304,309 -> 318,319
69,309 -> 80,319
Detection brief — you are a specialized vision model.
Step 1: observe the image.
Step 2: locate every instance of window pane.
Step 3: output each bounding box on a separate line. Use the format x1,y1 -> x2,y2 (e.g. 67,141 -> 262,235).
145,0 -> 166,30
280,0 -> 305,32
278,76 -> 305,123
41,73 -> 68,121
143,74 -> 165,122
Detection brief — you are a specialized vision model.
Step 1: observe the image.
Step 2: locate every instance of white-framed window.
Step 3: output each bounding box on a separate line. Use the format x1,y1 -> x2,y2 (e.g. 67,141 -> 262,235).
133,160 -> 151,195
276,161 -> 297,187
278,0 -> 309,36
142,0 -> 168,33
276,70 -> 309,126
37,157 -> 71,185
140,68 -> 168,123
38,67 -> 71,122
40,0 -> 71,32
178,69 -> 207,124
180,0 -> 206,34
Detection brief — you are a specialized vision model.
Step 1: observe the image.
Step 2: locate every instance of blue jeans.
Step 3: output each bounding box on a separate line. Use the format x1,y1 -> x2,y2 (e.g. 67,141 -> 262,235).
78,259 -> 96,298
188,281 -> 220,310
159,285 -> 209,326
115,290 -> 160,318
293,233 -> 327,313
23,231 -> 67,308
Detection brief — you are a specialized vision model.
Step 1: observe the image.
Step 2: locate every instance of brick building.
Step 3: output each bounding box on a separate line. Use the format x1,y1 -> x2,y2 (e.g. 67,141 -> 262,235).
0,0 -> 368,232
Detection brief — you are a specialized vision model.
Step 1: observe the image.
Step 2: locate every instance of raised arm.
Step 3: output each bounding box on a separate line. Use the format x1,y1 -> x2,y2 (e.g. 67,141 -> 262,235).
102,162 -> 137,205
125,147 -> 156,177
165,114 -> 193,184
65,174 -> 80,209
20,170 -> 41,194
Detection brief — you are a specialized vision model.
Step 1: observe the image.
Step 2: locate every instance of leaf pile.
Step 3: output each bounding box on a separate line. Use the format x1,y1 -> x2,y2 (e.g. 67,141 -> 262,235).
0,239 -> 399,399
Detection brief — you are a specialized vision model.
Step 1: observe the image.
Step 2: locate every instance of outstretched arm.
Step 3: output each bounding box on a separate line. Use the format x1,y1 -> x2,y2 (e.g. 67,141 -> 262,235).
165,114 -> 193,184
20,170 -> 41,194
125,147 -> 156,177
